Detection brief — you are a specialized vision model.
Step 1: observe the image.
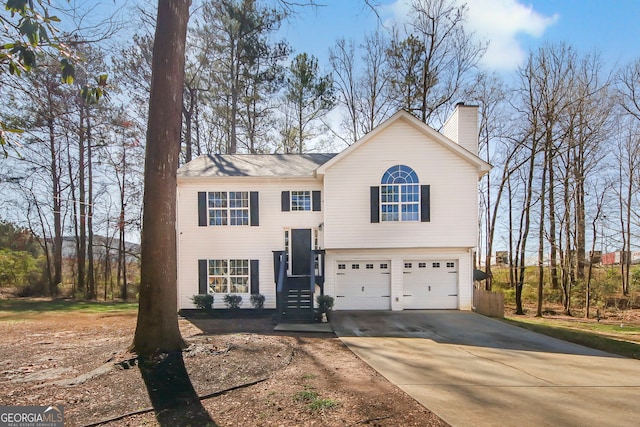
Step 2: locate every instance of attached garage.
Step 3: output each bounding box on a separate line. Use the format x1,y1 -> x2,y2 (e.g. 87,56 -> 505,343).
403,260 -> 458,309
334,261 -> 391,310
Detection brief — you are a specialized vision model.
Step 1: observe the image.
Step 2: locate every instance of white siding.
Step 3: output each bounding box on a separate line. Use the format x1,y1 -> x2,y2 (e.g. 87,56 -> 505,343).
441,104 -> 479,155
177,111 -> 483,312
323,118 -> 480,251
177,177 -> 323,309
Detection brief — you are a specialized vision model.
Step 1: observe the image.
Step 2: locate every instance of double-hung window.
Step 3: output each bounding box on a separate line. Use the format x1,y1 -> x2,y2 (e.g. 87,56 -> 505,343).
291,191 -> 311,211
281,190 -> 321,212
208,191 -> 249,226
208,259 -> 249,294
380,165 -> 420,222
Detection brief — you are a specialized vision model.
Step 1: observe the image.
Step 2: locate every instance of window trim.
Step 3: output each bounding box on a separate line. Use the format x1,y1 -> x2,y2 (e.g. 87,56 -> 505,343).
282,190 -> 322,212
379,165 -> 420,222
291,190 -> 311,211
207,259 -> 250,294
199,191 -> 258,227
208,191 -> 249,226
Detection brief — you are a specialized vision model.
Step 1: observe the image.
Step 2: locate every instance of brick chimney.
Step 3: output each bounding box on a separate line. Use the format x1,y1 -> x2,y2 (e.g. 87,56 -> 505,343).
441,102 -> 479,155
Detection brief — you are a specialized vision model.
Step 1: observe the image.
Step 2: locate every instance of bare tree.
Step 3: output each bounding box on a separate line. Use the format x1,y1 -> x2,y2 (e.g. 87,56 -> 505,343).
613,121 -> 640,296
387,0 -> 485,125
617,59 -> 640,296
468,72 -> 508,290
329,30 -> 393,145
330,38 -> 360,144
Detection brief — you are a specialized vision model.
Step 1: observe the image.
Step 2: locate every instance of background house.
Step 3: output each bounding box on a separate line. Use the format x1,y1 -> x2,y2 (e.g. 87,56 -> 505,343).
177,106 -> 490,317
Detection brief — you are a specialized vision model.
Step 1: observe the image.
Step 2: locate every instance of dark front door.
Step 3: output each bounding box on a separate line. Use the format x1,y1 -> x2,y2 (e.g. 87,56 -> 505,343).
291,229 -> 312,276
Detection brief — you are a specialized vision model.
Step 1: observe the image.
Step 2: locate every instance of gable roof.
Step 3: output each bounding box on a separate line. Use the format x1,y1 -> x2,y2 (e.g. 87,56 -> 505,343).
177,153 -> 337,178
315,109 -> 491,176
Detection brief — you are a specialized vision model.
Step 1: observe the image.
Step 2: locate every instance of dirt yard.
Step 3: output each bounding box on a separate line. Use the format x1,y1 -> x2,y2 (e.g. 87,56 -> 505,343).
0,309 -> 447,427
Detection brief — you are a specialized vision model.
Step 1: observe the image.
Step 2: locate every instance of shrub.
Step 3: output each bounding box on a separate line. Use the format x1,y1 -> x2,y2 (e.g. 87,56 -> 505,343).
0,248 -> 43,288
191,294 -> 214,311
250,293 -> 265,309
223,294 -> 243,309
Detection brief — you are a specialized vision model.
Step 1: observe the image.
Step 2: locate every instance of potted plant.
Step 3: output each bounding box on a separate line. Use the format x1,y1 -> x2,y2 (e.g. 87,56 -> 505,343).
250,293 -> 265,311
315,294 -> 334,322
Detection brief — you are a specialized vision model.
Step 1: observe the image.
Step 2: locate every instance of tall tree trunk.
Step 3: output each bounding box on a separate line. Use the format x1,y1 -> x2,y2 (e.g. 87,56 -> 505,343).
537,149 -> 547,317
67,137 -> 80,296
562,175 -> 573,316
508,176 -> 515,289
48,116 -> 62,296
119,140 -> 127,301
585,191 -> 605,318
548,147 -> 559,290
119,213 -> 126,300
623,175 -> 632,295
133,0 -> 191,355
515,150 -> 535,315
574,140 -> 586,281
182,85 -> 195,162
86,110 -> 96,299
78,104 -> 87,297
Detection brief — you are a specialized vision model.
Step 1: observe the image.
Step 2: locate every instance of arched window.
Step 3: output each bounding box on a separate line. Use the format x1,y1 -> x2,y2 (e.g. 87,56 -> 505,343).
380,165 -> 420,221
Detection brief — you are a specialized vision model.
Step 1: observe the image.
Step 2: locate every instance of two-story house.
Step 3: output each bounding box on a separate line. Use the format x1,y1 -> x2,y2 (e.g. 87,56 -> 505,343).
176,105 -> 490,321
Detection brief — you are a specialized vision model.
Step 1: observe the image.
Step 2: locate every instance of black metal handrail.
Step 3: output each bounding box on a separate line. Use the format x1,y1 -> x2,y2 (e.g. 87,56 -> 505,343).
309,250 -> 316,294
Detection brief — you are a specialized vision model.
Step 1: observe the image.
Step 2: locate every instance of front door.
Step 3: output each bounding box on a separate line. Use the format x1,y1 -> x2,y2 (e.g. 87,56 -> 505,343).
291,229 -> 312,276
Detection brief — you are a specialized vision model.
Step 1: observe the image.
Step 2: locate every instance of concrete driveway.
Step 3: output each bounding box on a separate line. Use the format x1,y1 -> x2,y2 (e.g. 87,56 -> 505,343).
330,310 -> 640,427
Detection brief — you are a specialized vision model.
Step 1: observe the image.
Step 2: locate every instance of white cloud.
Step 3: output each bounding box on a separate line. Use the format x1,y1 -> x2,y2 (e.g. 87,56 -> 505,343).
383,0 -> 559,71
465,0 -> 559,70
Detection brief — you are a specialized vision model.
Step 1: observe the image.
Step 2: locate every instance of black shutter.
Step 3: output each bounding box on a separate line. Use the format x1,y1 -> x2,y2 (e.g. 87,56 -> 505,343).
198,192 -> 207,226
250,259 -> 259,294
421,185 -> 430,222
198,259 -> 208,294
370,186 -> 380,223
250,192 -> 259,226
312,191 -> 321,211
281,191 -> 290,211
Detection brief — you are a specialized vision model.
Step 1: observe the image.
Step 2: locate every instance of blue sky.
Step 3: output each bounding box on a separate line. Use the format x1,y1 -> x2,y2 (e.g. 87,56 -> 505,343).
279,0 -> 640,74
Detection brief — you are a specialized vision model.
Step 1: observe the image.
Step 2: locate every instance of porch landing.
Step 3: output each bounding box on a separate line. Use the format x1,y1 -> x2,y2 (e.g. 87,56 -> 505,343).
274,322 -> 334,333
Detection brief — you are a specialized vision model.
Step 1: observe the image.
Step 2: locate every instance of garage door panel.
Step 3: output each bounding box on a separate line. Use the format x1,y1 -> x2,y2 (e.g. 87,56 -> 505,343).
335,261 -> 390,310
403,260 -> 458,309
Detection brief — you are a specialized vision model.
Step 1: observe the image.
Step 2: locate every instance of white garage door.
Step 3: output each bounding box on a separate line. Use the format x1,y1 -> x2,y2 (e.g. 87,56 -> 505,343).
335,261 -> 391,310
403,260 -> 458,309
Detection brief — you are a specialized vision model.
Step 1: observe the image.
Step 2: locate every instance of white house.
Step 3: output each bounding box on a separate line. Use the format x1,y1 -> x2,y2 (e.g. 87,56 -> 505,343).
176,106 -> 490,320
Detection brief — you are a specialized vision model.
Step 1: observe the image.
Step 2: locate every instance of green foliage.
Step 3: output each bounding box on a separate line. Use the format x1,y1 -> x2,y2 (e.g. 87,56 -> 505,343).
504,317 -> 640,359
1,0 -> 68,79
250,293 -> 265,309
0,0 -> 108,152
223,294 -> 243,310
0,248 -> 42,287
0,221 -> 45,292
631,267 -> 640,292
293,389 -> 318,402
293,385 -> 338,412
191,294 -> 214,311
283,52 -> 336,152
0,299 -> 138,318
308,398 -> 338,412
0,220 -> 42,256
